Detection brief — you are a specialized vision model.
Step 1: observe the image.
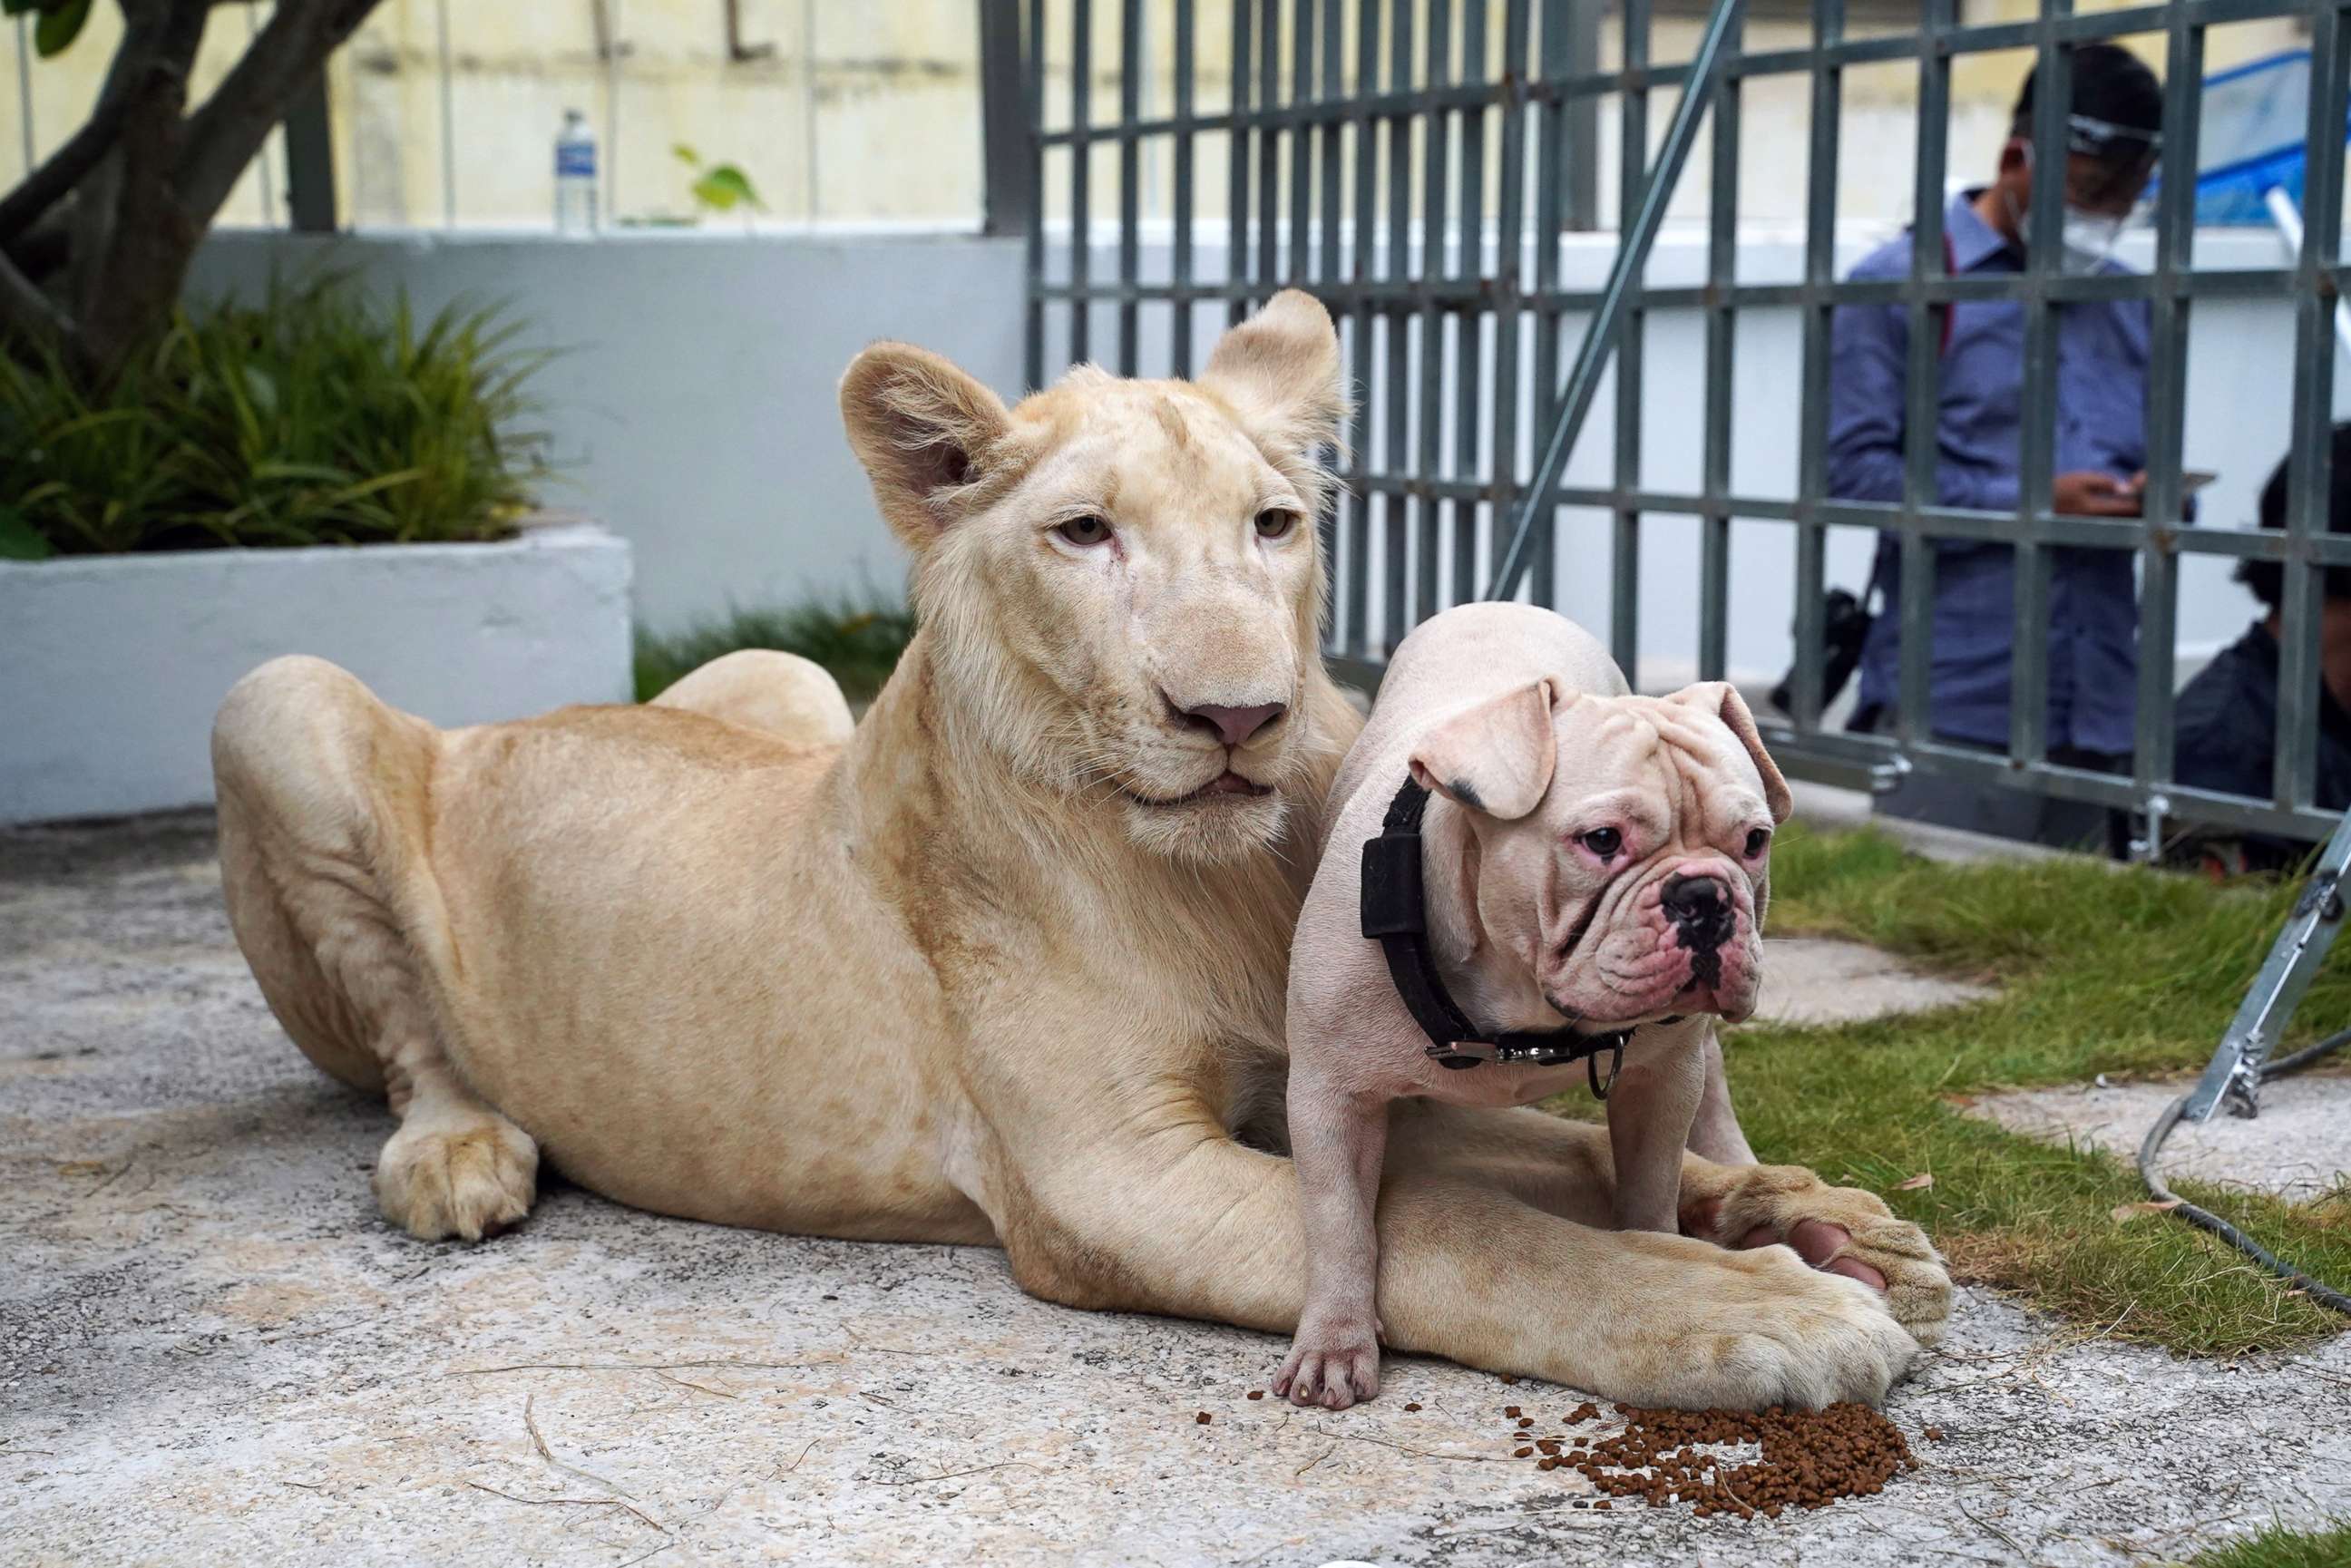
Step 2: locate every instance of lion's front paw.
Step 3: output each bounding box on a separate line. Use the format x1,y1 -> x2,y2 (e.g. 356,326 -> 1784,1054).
1686,1247 -> 1918,1408
1683,1164 -> 1952,1348
1274,1312 -> 1383,1410
375,1115 -> 539,1242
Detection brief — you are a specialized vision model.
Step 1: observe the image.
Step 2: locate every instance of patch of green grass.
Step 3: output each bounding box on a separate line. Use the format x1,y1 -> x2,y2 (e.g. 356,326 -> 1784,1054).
2181,1520 -> 2351,1568
1562,823 -> 2351,1356
633,598 -> 915,705
0,272 -> 550,555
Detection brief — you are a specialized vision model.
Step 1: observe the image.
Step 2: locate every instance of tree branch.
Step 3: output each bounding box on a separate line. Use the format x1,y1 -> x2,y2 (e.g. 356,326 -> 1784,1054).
0,248 -> 76,354
174,0 -> 384,226
0,10 -> 158,243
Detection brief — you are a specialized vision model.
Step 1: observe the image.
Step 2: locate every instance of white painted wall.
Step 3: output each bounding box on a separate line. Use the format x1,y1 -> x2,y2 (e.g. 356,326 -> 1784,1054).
187,229 -> 1028,631
0,523 -> 631,823
189,222 -> 2320,696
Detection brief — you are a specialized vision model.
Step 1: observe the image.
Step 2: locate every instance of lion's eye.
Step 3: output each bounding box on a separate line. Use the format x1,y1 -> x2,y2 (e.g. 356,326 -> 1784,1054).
1058,515 -> 1112,548
1579,827 -> 1622,861
1254,509 -> 1299,541
1745,827 -> 1771,859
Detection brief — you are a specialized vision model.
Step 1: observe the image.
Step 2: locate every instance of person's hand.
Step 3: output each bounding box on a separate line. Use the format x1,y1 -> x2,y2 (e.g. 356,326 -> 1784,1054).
2053,470 -> 2144,517
2125,469 -> 2198,520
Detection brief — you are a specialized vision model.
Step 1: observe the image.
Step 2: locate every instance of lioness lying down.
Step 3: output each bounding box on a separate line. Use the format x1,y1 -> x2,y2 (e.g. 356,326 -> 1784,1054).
213,291 -> 1949,1408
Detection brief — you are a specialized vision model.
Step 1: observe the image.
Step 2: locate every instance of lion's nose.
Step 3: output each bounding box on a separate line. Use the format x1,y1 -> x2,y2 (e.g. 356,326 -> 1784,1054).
1174,700 -> 1285,748
1662,874 -> 1733,950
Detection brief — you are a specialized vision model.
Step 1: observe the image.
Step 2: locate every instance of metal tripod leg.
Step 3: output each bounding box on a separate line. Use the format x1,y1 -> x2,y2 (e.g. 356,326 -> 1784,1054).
2180,806 -> 2351,1123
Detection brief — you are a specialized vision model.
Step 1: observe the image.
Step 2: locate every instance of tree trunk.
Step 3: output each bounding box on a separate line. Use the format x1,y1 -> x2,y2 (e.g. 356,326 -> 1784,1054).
0,0 -> 389,385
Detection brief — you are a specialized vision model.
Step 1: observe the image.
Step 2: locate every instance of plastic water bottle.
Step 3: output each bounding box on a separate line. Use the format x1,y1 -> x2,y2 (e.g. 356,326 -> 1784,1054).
555,110 -> 598,236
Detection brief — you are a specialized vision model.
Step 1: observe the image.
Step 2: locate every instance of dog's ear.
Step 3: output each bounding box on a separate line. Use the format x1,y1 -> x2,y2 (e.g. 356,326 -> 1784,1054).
1198,288 -> 1349,465
1409,677 -> 1562,822
840,342 -> 1015,554
1670,682 -> 1793,824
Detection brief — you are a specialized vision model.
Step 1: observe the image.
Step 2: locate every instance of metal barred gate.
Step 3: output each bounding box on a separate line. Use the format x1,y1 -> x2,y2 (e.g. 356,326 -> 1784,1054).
996,0 -> 2351,851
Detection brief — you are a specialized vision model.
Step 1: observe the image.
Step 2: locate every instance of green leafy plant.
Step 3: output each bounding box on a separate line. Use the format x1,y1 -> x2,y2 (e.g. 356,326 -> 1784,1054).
0,273 -> 552,556
3,0 -> 93,59
672,144 -> 768,219
634,598 -> 915,705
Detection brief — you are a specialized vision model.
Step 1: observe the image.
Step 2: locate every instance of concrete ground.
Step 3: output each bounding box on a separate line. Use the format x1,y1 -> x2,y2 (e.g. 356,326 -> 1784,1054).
1972,1072 -> 2351,1206
7,812 -> 2351,1568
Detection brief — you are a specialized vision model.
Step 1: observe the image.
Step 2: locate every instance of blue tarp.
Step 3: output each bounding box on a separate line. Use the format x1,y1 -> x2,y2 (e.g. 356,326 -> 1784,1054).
2144,51 -> 2340,228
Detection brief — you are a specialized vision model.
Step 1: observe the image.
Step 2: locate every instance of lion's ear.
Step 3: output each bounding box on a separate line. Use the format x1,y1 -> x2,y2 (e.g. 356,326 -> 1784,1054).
840,342 -> 1014,553
1198,288 -> 1348,463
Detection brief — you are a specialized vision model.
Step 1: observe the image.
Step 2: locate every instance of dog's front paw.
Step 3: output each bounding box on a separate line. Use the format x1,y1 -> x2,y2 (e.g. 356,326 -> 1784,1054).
1274,1312 -> 1383,1410
375,1115 -> 539,1242
1683,1164 -> 1952,1348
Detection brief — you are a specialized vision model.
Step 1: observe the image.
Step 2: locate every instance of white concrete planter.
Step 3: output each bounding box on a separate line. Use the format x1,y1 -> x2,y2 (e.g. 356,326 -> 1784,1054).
1,521 -> 632,824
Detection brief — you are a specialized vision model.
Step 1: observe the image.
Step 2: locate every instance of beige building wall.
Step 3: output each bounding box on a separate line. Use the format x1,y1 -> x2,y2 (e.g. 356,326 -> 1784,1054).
0,1 -> 2316,234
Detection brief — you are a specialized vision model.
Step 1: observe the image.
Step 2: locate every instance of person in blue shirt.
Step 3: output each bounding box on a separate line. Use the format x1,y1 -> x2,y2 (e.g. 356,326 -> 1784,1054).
1825,44 -> 2166,852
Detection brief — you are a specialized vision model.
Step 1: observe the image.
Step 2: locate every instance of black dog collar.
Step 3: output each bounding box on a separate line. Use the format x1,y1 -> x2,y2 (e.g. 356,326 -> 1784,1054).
1360,776 -> 1644,1096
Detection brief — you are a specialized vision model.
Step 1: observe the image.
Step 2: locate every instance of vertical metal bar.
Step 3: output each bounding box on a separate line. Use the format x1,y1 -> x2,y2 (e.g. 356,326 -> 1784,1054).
1320,0 -> 1342,283
1490,0 -> 1532,625
2009,5 -> 2068,772
2278,5 -> 2348,812
1172,0 -> 1197,377
1024,0 -> 1047,388
979,0 -> 1039,238
1229,0 -> 1255,326
13,15 -> 32,174
1292,0 -> 1314,281
1530,0 -> 1569,607
2136,8 -> 2205,818
1347,0 -> 1381,654
1117,0 -> 1142,374
1609,0 -> 1650,681
283,73 -> 338,233
1070,0 -> 1094,364
1790,0 -> 1842,731
800,0 -> 815,223
1561,0 -> 1599,232
435,0 -> 456,228
1486,0 -> 1742,603
1451,0 -> 1488,610
602,0 -> 624,226
1258,0 -> 1283,295
1318,0 -> 1343,645
1382,0 -> 1413,648
247,1 -> 277,224
1897,0 -> 1951,745
1699,3 -> 1742,683
1416,0 -> 1453,628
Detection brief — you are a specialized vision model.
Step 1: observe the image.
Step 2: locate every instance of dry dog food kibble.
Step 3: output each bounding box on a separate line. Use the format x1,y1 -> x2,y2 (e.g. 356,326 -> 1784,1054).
1512,1400 -> 1919,1518
1195,1411 -> 1212,1425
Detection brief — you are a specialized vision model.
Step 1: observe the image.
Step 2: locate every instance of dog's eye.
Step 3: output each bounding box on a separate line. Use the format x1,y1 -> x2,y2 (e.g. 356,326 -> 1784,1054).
1254,509 -> 1299,541
1579,827 -> 1622,861
1744,827 -> 1771,858
1058,515 -> 1113,548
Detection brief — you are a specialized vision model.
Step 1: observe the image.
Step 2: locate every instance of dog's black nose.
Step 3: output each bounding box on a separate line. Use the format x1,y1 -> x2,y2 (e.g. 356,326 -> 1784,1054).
1662,874 -> 1733,950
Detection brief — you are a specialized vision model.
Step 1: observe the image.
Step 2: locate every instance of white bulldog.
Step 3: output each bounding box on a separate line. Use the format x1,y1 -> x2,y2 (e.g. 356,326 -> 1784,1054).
1275,601 -> 1878,1409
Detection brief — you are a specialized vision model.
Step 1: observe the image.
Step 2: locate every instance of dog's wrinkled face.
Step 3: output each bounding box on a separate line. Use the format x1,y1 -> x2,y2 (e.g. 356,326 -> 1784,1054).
1410,678 -> 1793,1027
838,291 -> 1347,863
